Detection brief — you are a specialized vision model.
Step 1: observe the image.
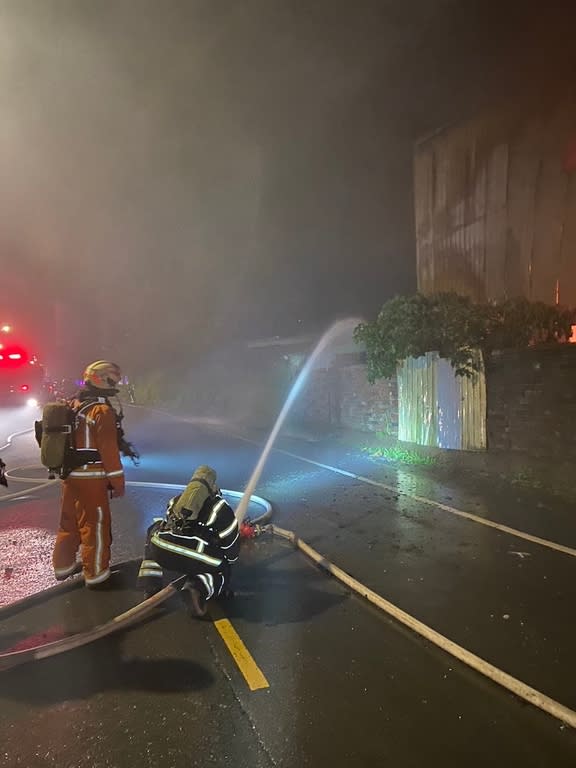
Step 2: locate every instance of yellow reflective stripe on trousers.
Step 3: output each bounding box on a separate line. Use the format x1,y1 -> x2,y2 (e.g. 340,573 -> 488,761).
95,506 -> 103,575
138,560 -> 164,577
84,568 -> 110,585
197,573 -> 214,599
151,533 -> 222,567
219,518 -> 238,539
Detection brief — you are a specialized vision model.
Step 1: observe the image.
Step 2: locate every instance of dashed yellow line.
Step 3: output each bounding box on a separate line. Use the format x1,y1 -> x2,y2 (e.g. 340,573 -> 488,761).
212,617 -> 269,691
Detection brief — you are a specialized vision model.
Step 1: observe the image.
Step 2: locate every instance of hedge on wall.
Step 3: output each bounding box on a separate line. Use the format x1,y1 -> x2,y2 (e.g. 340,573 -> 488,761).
354,293 -> 575,382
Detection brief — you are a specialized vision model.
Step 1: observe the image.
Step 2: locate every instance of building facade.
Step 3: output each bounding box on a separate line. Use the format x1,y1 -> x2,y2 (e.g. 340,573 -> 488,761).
414,87 -> 576,308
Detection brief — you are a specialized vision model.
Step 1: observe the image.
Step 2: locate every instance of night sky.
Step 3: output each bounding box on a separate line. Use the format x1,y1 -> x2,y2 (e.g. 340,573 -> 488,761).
1,0 -> 575,373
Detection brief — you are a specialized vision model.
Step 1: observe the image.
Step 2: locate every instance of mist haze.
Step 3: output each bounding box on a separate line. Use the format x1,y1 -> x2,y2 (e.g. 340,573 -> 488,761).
1,0 -> 575,377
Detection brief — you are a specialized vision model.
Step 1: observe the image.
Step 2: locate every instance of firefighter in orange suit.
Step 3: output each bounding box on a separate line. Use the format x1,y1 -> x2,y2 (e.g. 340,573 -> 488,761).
52,361 -> 125,588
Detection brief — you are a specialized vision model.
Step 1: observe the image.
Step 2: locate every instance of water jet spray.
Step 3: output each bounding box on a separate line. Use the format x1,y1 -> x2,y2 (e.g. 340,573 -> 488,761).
235,318 -> 362,524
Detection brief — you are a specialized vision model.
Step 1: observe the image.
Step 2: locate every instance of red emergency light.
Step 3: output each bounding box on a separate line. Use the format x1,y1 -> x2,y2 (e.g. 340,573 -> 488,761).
0,345 -> 29,366
20,384 -> 29,392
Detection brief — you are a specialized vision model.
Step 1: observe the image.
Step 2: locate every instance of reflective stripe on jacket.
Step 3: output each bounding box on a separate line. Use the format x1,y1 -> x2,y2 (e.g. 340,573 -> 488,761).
150,492 -> 240,573
66,398 -> 125,492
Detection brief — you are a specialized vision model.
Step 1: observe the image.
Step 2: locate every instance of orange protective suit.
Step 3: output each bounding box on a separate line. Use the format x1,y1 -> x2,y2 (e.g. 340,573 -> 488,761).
52,396 -> 125,585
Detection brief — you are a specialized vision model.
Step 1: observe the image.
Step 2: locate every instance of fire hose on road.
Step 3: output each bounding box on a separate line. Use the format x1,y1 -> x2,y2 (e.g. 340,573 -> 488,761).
1,463 -> 576,728
0,462 -> 274,673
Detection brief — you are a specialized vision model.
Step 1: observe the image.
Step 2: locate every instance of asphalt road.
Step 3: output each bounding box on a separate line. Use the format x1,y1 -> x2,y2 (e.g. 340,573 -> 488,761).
0,404 -> 575,766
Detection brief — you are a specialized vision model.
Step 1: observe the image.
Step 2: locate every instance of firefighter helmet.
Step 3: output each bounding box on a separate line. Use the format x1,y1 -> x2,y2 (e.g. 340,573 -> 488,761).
83,360 -> 122,390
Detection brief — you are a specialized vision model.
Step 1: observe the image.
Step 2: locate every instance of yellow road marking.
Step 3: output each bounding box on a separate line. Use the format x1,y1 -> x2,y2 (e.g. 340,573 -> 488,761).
212,618 -> 269,691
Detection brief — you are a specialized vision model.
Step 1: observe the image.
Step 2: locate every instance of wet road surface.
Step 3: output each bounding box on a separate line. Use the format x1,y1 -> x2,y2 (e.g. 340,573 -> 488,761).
1,543 -> 575,767
0,405 -> 575,765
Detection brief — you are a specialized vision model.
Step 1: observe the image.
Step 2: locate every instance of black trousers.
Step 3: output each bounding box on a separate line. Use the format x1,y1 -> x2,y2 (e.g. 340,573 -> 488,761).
137,522 -> 231,600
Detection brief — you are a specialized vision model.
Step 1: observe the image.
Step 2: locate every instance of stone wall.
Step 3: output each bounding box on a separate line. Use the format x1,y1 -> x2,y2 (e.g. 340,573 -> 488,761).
486,345 -> 576,459
292,364 -> 398,435
338,365 -> 397,434
292,345 -> 576,457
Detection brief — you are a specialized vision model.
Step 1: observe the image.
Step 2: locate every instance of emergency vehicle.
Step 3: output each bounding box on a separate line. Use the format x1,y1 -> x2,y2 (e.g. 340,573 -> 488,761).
0,325 -> 48,406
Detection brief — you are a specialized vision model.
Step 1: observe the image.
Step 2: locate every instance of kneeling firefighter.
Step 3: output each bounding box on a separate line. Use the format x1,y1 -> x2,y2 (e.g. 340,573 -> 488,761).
48,360 -> 136,588
138,465 -> 239,617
